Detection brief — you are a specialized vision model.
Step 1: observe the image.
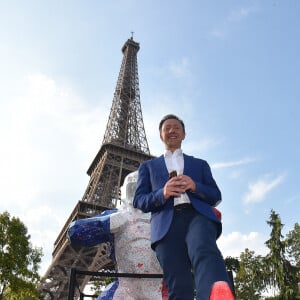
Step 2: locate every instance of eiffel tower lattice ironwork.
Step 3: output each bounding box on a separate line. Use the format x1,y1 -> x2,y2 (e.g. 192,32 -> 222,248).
39,37 -> 153,299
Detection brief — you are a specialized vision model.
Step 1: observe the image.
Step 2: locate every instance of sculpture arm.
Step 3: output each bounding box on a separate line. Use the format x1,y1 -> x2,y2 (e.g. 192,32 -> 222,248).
67,209 -> 117,247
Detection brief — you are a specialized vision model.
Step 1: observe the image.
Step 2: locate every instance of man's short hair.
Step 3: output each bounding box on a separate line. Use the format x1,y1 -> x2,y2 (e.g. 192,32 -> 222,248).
159,114 -> 185,133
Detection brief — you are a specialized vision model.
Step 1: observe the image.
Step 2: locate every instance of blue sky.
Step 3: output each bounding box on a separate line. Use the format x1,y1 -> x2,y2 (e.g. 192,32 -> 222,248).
0,1 -> 299,276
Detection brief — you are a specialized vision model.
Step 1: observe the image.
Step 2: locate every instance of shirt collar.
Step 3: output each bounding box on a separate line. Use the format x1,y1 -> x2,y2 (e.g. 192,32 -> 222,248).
164,148 -> 183,158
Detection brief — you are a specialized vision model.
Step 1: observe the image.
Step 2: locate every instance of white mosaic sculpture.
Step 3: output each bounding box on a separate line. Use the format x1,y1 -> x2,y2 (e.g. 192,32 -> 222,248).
68,171 -> 167,300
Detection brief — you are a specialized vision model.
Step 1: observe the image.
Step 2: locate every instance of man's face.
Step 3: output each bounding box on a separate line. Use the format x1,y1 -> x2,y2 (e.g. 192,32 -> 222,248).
160,118 -> 185,151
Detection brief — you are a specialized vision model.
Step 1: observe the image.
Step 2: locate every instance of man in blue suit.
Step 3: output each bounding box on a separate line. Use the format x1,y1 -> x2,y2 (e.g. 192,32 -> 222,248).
133,114 -> 234,300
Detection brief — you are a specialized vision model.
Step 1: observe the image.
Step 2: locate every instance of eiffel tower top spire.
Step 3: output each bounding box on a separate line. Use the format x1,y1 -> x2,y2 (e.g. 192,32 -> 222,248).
102,37 -> 150,155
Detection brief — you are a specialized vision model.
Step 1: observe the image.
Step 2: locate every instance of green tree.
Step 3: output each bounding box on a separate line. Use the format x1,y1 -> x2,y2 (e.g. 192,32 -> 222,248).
225,211 -> 300,299
0,211 -> 43,300
285,222 -> 300,299
264,210 -> 299,299
285,223 -> 300,268
234,248 -> 265,300
224,256 -> 240,274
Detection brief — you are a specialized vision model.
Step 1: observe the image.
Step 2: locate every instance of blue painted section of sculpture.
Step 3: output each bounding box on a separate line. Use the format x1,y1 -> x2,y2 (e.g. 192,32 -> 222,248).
68,209 -> 117,247
98,280 -> 119,300
67,171 -> 167,300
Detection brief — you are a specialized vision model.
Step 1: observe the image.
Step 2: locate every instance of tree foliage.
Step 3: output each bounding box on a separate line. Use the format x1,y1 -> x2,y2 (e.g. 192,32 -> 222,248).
0,211 -> 43,300
285,223 -> 300,268
224,256 -> 240,274
264,211 -> 299,299
234,249 -> 265,300
231,210 -> 300,300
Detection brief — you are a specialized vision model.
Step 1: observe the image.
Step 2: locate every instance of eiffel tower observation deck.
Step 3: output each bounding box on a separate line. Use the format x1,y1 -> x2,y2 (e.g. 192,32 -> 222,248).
39,37 -> 153,299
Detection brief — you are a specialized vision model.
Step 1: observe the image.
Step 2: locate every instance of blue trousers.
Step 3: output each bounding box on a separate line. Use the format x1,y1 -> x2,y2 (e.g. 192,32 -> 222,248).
155,205 -> 230,300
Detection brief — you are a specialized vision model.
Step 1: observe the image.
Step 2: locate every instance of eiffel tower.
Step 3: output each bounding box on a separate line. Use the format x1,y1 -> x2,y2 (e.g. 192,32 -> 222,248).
39,37 -> 153,299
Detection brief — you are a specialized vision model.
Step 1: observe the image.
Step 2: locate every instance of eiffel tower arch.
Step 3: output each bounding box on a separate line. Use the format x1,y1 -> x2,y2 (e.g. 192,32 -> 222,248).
39,37 -> 153,299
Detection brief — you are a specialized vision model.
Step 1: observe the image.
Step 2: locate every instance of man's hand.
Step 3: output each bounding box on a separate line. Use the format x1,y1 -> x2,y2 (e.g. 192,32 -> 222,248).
163,175 -> 196,199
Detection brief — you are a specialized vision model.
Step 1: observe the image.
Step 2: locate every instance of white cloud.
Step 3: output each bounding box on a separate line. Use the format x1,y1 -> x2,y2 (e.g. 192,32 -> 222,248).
0,73 -> 109,275
285,194 -> 300,205
218,231 -> 268,258
243,173 -> 286,204
209,5 -> 258,38
227,7 -> 257,22
0,73 -> 103,206
212,157 -> 255,169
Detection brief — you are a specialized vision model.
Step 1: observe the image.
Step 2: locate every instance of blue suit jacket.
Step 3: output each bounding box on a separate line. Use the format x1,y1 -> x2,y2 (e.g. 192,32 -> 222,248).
133,154 -> 222,247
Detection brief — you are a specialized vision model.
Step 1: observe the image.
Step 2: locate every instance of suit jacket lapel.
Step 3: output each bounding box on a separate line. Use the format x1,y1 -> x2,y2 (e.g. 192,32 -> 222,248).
183,154 -> 192,174
152,155 -> 169,180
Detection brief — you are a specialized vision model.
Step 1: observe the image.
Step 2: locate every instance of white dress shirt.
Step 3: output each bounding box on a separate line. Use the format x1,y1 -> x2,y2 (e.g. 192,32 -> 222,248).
164,149 -> 191,206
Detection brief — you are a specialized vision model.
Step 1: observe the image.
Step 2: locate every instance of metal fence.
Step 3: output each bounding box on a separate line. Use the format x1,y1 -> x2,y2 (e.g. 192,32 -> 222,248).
68,268 -> 234,299
68,268 -> 164,299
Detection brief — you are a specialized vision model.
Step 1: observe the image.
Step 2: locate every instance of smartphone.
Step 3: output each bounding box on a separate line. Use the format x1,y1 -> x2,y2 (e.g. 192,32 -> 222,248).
169,170 -> 177,179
